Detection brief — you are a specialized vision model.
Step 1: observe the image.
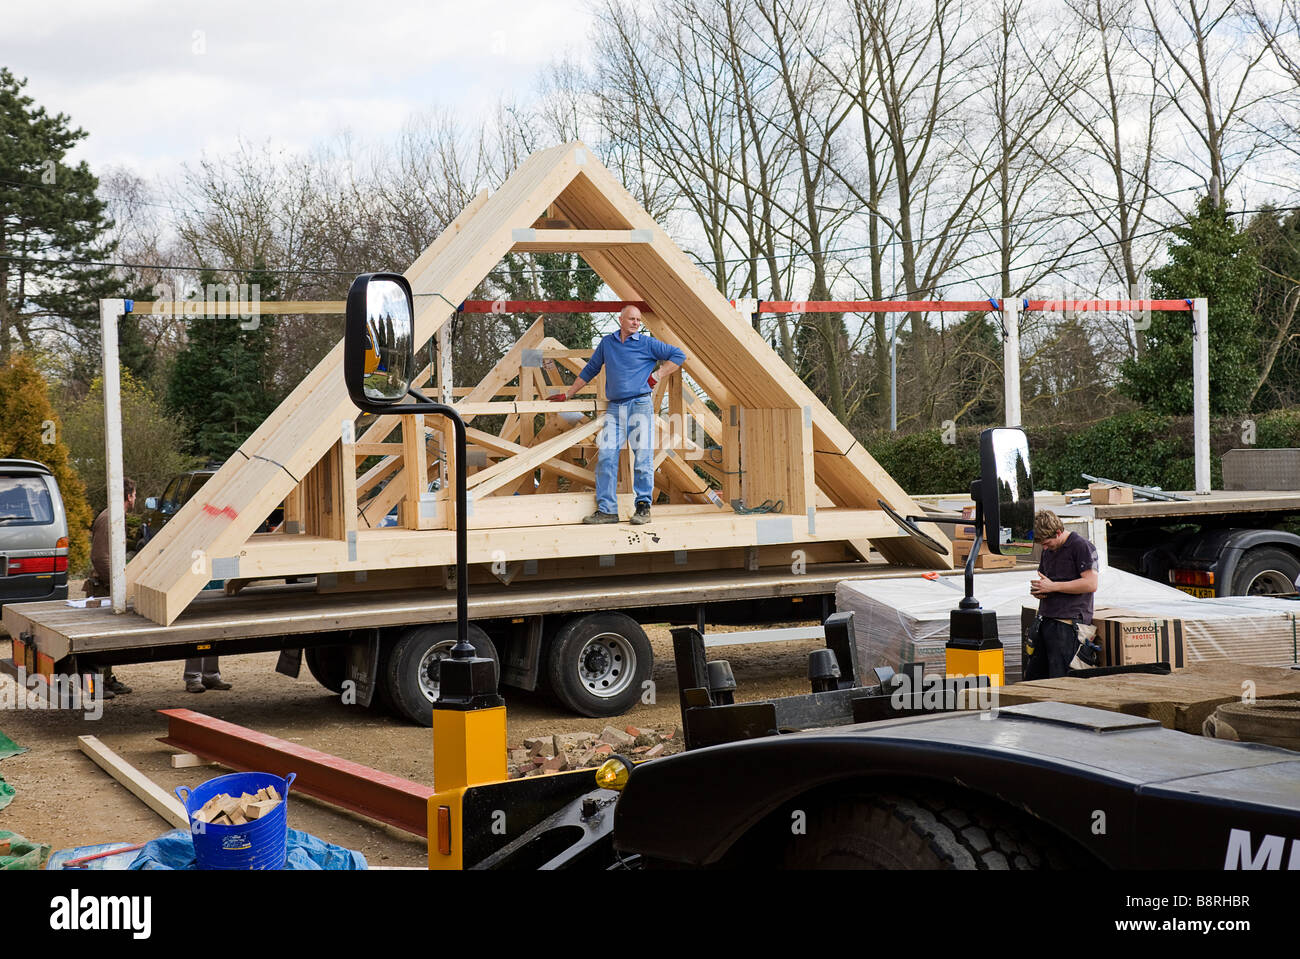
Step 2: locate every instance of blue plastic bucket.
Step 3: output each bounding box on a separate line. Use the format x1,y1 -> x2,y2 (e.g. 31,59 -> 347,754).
175,771 -> 296,870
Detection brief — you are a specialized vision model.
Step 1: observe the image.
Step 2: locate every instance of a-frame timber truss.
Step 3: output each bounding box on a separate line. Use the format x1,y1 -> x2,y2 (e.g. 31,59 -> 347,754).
126,142 -> 950,627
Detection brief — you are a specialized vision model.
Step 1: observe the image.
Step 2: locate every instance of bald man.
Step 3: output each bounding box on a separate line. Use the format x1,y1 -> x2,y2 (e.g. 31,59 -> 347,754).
550,306 -> 685,524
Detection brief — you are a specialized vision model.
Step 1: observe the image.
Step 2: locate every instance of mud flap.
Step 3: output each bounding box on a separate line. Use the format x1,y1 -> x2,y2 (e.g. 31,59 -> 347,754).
345,630 -> 382,708
275,648 -> 303,678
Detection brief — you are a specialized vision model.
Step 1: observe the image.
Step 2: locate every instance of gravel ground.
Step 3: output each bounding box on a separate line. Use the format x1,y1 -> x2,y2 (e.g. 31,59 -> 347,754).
0,624 -> 823,868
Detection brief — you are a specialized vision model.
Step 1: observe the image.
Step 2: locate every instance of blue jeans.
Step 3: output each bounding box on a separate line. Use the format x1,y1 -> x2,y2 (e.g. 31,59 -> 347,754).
596,395 -> 654,514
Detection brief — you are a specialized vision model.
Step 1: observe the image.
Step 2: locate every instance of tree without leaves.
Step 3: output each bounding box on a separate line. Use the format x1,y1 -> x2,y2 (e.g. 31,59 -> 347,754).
1143,0 -> 1272,207
855,0 -> 1002,426
1036,0 -> 1172,359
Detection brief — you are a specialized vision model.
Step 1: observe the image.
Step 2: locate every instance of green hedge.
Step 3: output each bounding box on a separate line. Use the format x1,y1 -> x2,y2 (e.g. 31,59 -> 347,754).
863,409 -> 1300,495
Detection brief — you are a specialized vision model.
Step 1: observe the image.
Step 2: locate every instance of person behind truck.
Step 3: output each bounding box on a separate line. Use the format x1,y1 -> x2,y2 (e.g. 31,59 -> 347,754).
183,653 -> 231,694
87,478 -> 136,699
1027,509 -> 1100,679
548,305 -> 685,525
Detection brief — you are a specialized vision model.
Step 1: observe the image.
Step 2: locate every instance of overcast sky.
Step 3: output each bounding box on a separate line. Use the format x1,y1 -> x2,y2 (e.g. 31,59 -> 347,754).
6,0 -> 589,180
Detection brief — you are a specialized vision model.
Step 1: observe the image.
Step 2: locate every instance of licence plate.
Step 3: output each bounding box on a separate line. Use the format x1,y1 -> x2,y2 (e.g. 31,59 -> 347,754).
1176,585 -> 1215,598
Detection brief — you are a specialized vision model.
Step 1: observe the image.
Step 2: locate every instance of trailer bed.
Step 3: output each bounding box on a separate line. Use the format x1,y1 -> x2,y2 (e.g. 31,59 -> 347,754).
3,562 -> 965,664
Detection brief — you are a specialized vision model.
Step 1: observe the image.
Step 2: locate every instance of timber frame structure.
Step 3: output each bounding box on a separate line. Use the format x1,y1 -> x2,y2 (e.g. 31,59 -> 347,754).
125,142 -> 949,627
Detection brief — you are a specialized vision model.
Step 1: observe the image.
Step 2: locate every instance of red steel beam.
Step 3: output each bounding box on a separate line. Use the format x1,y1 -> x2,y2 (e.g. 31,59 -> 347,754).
455,298 -> 1195,314
157,708 -> 434,837
752,299 -> 1195,313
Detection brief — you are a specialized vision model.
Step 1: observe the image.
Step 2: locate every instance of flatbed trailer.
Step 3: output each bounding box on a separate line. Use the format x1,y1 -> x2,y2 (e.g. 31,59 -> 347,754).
1,560 -> 966,723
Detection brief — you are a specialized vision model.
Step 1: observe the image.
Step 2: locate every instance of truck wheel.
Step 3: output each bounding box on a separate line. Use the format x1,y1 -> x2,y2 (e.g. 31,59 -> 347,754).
1230,547 -> 1300,596
547,613 -> 652,718
304,645 -> 348,694
784,790 -> 1080,869
386,624 -> 499,726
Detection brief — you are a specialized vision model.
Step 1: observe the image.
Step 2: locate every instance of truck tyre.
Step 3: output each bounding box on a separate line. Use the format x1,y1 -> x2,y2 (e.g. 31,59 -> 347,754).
783,790 -> 1081,870
386,624 -> 499,727
546,613 -> 652,718
304,644 -> 348,694
1230,547 -> 1300,596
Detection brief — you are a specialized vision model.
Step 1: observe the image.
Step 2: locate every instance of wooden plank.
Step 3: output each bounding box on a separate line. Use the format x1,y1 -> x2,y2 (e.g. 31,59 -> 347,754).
78,735 -> 190,829
511,229 -> 652,252
282,481 -> 305,532
465,417 -> 606,500
465,426 -> 596,488
401,414 -> 430,529
341,432 -> 359,536
226,508 -> 899,579
355,442 -> 403,457
453,400 -> 604,415
357,456 -> 401,498
134,301 -> 345,315
519,363 -> 537,459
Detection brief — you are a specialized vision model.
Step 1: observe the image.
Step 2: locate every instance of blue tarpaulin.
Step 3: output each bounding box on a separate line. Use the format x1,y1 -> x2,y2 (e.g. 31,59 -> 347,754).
126,828 -> 368,870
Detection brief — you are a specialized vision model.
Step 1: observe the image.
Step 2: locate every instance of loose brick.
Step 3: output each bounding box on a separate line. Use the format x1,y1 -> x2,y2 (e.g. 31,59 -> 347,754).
554,731 -> 596,751
524,736 -> 556,758
597,725 -> 634,747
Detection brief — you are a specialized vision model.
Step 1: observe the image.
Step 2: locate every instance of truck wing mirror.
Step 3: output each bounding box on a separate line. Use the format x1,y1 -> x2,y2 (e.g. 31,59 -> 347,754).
344,272 -> 416,411
978,427 -> 1034,555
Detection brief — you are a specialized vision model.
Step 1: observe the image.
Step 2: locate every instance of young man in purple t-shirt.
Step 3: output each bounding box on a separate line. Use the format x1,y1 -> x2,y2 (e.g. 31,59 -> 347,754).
1027,509 -> 1099,679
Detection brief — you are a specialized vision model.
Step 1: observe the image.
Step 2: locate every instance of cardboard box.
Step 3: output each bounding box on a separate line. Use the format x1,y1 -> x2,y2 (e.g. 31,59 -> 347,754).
1089,483 -> 1134,505
952,504 -> 978,540
955,542 -> 1015,568
1094,607 -> 1185,669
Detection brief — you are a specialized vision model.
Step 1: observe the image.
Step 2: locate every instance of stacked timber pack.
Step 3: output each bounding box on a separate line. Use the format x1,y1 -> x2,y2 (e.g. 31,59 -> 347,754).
124,143 -> 950,626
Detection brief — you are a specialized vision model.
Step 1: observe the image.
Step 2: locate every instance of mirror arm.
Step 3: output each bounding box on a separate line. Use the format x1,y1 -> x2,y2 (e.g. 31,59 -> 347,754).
405,387 -> 471,658
961,498 -> 983,609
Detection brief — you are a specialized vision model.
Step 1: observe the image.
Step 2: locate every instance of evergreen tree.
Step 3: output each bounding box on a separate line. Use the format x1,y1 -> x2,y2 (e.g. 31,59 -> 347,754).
1120,197 -> 1260,415
166,261 -> 280,461
0,68 -> 117,380
0,354 -> 93,570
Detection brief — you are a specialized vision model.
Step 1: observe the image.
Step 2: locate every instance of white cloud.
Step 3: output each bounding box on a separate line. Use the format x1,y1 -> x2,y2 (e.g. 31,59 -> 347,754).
7,0 -> 591,179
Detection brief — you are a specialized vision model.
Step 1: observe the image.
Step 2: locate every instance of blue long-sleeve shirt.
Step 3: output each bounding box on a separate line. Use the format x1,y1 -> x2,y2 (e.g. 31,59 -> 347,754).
579,330 -> 686,402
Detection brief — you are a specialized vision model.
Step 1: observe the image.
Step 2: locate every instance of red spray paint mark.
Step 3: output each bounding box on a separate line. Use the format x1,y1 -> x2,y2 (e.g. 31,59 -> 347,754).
201,504 -> 239,520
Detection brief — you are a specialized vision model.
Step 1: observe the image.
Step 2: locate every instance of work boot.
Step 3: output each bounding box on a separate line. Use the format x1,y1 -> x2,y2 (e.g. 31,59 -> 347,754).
186,681 -> 206,693
203,679 -> 233,690
582,510 -> 619,524
630,501 -> 652,525
105,675 -> 132,695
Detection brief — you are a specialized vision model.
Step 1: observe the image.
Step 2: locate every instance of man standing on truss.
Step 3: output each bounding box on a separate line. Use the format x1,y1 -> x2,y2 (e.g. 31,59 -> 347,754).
550,305 -> 685,525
